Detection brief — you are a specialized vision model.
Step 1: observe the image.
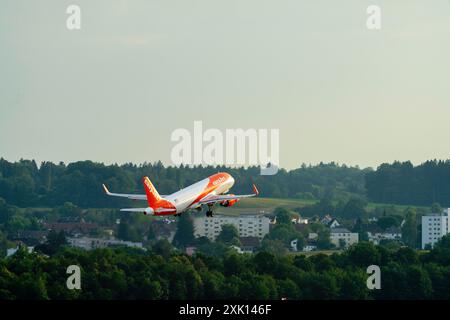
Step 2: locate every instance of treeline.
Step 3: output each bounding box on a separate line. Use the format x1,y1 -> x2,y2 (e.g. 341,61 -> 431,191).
365,160 -> 450,206
1,236 -> 450,300
0,158 -> 367,208
4,158 -> 450,208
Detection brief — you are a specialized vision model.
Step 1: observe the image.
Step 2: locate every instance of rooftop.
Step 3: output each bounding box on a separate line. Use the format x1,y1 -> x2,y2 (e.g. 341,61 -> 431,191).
330,228 -> 351,234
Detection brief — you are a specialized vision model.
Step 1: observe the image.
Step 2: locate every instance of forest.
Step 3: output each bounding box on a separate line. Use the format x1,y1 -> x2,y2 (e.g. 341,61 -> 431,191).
0,158 -> 367,208
2,158 -> 450,208
1,235 -> 450,300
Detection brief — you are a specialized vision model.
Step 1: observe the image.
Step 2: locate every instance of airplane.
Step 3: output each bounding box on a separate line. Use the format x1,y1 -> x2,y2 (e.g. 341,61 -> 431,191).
102,172 -> 259,217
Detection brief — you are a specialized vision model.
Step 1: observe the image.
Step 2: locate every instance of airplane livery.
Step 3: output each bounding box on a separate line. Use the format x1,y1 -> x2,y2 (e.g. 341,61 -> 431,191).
102,172 -> 259,217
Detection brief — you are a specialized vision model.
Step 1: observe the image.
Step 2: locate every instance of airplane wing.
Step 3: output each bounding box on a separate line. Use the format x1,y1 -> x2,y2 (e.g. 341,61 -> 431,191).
102,184 -> 147,201
102,184 -> 168,200
120,207 -> 176,214
197,184 -> 259,205
120,208 -> 148,212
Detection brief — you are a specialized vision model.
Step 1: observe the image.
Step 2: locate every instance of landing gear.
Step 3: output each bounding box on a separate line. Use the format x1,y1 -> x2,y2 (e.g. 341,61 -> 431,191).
205,204 -> 214,217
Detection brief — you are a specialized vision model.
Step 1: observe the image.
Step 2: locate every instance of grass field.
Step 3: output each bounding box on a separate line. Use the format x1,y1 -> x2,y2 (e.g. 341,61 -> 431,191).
20,197 -> 427,218
215,197 -> 316,215
214,197 -> 426,216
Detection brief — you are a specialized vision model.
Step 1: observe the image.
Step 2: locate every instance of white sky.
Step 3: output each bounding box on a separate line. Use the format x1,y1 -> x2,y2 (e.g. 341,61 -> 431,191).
1,0 -> 450,170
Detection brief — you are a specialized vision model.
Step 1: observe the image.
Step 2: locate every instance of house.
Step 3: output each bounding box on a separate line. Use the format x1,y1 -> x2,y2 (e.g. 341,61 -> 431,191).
328,219 -> 340,229
330,228 -> 359,248
294,223 -> 308,233
290,239 -> 299,251
368,227 -> 402,245
43,221 -> 98,236
291,217 -> 308,224
239,236 -> 260,253
303,244 -> 317,252
320,215 -> 333,225
11,230 -> 47,246
230,245 -> 244,254
308,232 -> 318,240
7,246 -> 34,257
320,215 -> 340,228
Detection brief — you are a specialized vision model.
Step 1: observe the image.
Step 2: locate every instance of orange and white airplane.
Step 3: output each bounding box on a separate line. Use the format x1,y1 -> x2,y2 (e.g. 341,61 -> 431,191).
102,172 -> 259,217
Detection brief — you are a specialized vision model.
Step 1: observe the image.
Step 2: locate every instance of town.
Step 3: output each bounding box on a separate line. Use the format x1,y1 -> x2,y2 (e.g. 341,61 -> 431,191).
3,198 -> 447,258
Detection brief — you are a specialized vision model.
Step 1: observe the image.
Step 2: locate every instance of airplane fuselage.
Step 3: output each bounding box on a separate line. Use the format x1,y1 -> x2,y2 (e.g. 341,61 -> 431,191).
164,172 -> 235,214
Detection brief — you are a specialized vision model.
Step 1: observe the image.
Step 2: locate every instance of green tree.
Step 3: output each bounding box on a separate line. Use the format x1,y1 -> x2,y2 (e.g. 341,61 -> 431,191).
316,229 -> 333,250
216,224 -> 240,246
172,214 -> 195,248
346,242 -> 381,268
402,208 -> 418,248
340,198 -> 368,220
377,216 -> 400,230
35,230 -> 67,255
274,207 -> 292,225
430,202 -> 443,214
152,239 -> 173,259
260,239 -> 287,256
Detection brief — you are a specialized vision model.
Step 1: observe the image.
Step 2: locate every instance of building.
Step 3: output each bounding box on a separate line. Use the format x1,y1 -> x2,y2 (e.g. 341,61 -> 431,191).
368,227 -> 402,245
239,237 -> 260,253
152,220 -> 177,242
303,244 -> 317,252
291,217 -> 308,224
67,237 -> 144,250
11,231 -> 47,246
44,221 -> 98,236
308,232 -> 318,240
422,208 -> 450,249
328,219 -> 341,229
321,215 -> 333,225
193,215 -> 270,240
7,246 -> 34,257
330,228 -> 359,248
185,246 -> 197,256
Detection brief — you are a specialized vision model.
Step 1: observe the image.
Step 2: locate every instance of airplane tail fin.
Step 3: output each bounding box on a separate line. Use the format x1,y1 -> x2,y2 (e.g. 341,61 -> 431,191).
142,176 -> 162,208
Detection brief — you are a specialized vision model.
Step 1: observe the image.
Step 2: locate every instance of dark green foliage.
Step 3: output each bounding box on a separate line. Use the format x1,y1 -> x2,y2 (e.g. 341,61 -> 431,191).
0,159 -> 367,208
216,224 -> 240,246
1,239 -> 450,300
402,208 -> 418,248
365,160 -> 450,206
274,207 -> 292,224
172,214 -> 195,248
35,230 -> 67,255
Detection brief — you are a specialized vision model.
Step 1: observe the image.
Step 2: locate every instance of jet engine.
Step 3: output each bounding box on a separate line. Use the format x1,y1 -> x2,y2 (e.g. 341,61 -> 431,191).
220,195 -> 239,207
143,207 -> 154,215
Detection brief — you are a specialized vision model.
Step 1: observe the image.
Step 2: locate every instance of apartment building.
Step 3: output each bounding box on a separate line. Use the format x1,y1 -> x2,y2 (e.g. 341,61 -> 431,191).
193,215 -> 270,240
422,208 -> 450,249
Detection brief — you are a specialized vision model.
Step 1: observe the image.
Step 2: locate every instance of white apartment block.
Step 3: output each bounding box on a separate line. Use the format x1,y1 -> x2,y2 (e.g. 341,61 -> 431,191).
330,228 -> 359,248
422,208 -> 450,249
193,215 -> 270,240
68,237 -> 144,250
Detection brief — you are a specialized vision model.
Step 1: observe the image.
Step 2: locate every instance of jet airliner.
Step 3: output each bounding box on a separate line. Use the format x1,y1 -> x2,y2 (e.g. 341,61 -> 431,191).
102,172 -> 258,217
